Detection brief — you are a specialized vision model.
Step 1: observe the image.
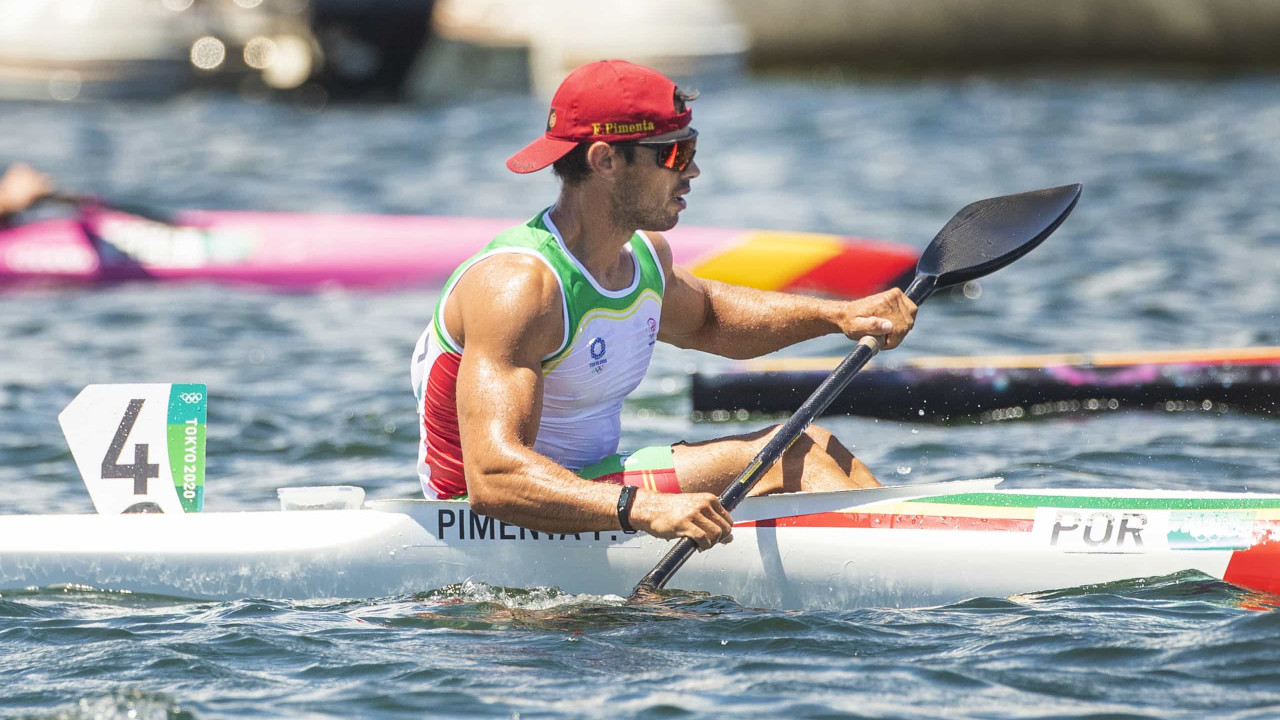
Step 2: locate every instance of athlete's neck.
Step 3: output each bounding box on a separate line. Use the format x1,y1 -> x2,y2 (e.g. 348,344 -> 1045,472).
549,190 -> 635,287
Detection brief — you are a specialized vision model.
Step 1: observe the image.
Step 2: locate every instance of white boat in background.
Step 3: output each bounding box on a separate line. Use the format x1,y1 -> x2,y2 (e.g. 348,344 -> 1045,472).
0,0 -> 317,101
4,478 -> 1280,610
410,0 -> 749,101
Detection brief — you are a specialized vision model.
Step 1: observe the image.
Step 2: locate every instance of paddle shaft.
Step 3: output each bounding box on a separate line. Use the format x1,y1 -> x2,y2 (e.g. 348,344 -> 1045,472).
630,278 -> 934,595
629,184 -> 1082,598
45,192 -> 178,226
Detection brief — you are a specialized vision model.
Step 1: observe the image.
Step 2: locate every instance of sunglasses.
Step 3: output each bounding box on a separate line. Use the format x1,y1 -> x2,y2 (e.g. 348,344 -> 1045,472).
634,130 -> 698,172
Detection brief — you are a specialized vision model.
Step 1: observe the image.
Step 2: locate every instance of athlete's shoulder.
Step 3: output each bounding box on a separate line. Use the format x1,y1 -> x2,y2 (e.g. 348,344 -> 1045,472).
486,209 -> 557,250
636,230 -> 675,271
457,251 -> 562,311
446,250 -> 565,359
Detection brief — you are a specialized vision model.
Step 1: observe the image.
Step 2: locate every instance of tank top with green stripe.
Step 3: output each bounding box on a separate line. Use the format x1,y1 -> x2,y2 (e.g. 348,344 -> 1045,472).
410,208 -> 665,495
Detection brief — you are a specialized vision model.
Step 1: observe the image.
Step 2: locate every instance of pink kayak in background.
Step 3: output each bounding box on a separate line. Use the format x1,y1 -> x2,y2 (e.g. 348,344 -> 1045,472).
0,203 -> 918,298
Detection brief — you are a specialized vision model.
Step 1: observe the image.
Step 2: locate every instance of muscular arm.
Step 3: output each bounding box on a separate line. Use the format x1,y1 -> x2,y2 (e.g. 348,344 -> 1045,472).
650,233 -> 917,359
451,254 -> 732,546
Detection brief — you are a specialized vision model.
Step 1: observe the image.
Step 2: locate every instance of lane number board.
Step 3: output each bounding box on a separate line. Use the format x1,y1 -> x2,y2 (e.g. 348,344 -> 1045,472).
60,383 -> 206,514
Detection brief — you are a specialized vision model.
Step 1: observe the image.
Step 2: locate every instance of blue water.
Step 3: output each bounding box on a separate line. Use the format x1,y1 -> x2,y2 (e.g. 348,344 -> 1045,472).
1,72 -> 1279,718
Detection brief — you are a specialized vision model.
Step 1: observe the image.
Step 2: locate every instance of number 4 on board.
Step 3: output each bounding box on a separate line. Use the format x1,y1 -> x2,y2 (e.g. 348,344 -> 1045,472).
59,384 -> 207,515
99,399 -> 161,495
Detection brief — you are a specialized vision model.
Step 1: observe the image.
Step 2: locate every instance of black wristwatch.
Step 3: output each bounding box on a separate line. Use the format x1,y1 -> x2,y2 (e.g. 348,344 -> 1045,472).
616,484 -> 638,532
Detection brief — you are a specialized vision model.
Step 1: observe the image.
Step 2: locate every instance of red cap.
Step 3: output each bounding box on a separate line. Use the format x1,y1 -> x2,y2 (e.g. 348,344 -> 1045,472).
506,60 -> 695,174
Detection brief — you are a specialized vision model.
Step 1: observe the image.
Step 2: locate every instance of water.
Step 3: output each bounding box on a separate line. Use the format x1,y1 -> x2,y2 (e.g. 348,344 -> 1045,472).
1,71 -> 1279,718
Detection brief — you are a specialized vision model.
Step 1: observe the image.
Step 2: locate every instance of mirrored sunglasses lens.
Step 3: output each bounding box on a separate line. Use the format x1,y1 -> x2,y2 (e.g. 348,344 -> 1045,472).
673,140 -> 696,171
656,139 -> 696,171
660,143 -> 680,169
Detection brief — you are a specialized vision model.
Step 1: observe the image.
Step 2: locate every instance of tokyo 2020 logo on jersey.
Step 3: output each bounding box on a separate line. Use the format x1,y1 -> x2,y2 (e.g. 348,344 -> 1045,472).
589,337 -> 607,373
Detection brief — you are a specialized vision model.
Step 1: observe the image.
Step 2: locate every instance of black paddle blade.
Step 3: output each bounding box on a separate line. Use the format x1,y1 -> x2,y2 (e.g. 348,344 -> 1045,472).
908,184 -> 1081,302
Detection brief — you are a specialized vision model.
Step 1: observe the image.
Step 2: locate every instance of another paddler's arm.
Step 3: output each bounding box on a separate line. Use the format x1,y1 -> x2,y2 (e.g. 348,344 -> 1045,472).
0,163 -> 55,219
647,232 -> 917,358
448,254 -> 734,549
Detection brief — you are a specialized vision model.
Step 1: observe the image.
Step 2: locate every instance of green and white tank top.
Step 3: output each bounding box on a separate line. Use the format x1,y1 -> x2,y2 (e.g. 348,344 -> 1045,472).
410,209 -> 665,498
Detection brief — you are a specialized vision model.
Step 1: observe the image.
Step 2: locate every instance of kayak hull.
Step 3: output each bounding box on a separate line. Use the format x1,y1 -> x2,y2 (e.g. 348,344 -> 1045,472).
693,347 -> 1280,422
3,479 -> 1279,609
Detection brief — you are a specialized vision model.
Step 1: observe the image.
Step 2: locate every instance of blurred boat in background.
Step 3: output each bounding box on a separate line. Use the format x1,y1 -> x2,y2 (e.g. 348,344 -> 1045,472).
0,0 -> 313,100
730,0 -> 1280,70
0,0 -> 435,102
0,200 -> 917,294
409,0 -> 749,101
693,347 -> 1280,423
410,0 -> 1280,101
308,0 -> 434,100
6,0 -> 1280,104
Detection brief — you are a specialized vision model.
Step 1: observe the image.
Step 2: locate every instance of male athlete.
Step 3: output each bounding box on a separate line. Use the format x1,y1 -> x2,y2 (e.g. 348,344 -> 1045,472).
411,60 -> 916,551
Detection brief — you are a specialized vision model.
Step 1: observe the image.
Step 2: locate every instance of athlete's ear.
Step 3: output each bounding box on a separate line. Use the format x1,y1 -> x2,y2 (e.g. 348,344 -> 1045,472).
585,141 -> 623,177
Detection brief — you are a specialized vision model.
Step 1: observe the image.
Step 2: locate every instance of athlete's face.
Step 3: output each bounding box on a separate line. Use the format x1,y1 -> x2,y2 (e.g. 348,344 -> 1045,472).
608,143 -> 700,232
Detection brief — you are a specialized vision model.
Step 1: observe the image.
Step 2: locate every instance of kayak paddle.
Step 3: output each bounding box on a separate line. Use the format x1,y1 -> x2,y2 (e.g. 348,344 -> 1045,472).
35,192 -> 187,273
630,183 -> 1083,600
45,192 -> 181,226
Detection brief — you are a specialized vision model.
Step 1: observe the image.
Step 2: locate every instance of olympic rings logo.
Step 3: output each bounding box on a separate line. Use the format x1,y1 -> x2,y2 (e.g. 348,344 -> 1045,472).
180,392 -> 204,404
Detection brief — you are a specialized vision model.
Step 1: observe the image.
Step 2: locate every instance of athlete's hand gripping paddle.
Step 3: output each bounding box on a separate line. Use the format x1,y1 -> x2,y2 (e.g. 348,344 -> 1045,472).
630,183 -> 1083,600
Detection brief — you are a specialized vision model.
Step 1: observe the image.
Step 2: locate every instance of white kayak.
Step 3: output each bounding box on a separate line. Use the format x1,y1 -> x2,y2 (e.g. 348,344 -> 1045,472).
3,478 -> 1279,610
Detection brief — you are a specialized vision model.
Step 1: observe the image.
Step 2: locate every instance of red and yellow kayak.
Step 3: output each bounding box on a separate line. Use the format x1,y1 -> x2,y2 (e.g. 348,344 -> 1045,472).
0,205 -> 917,298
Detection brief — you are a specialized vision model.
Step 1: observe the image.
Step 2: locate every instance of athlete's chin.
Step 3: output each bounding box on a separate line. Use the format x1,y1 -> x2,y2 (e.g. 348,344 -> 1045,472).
644,213 -> 680,232
645,203 -> 685,232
